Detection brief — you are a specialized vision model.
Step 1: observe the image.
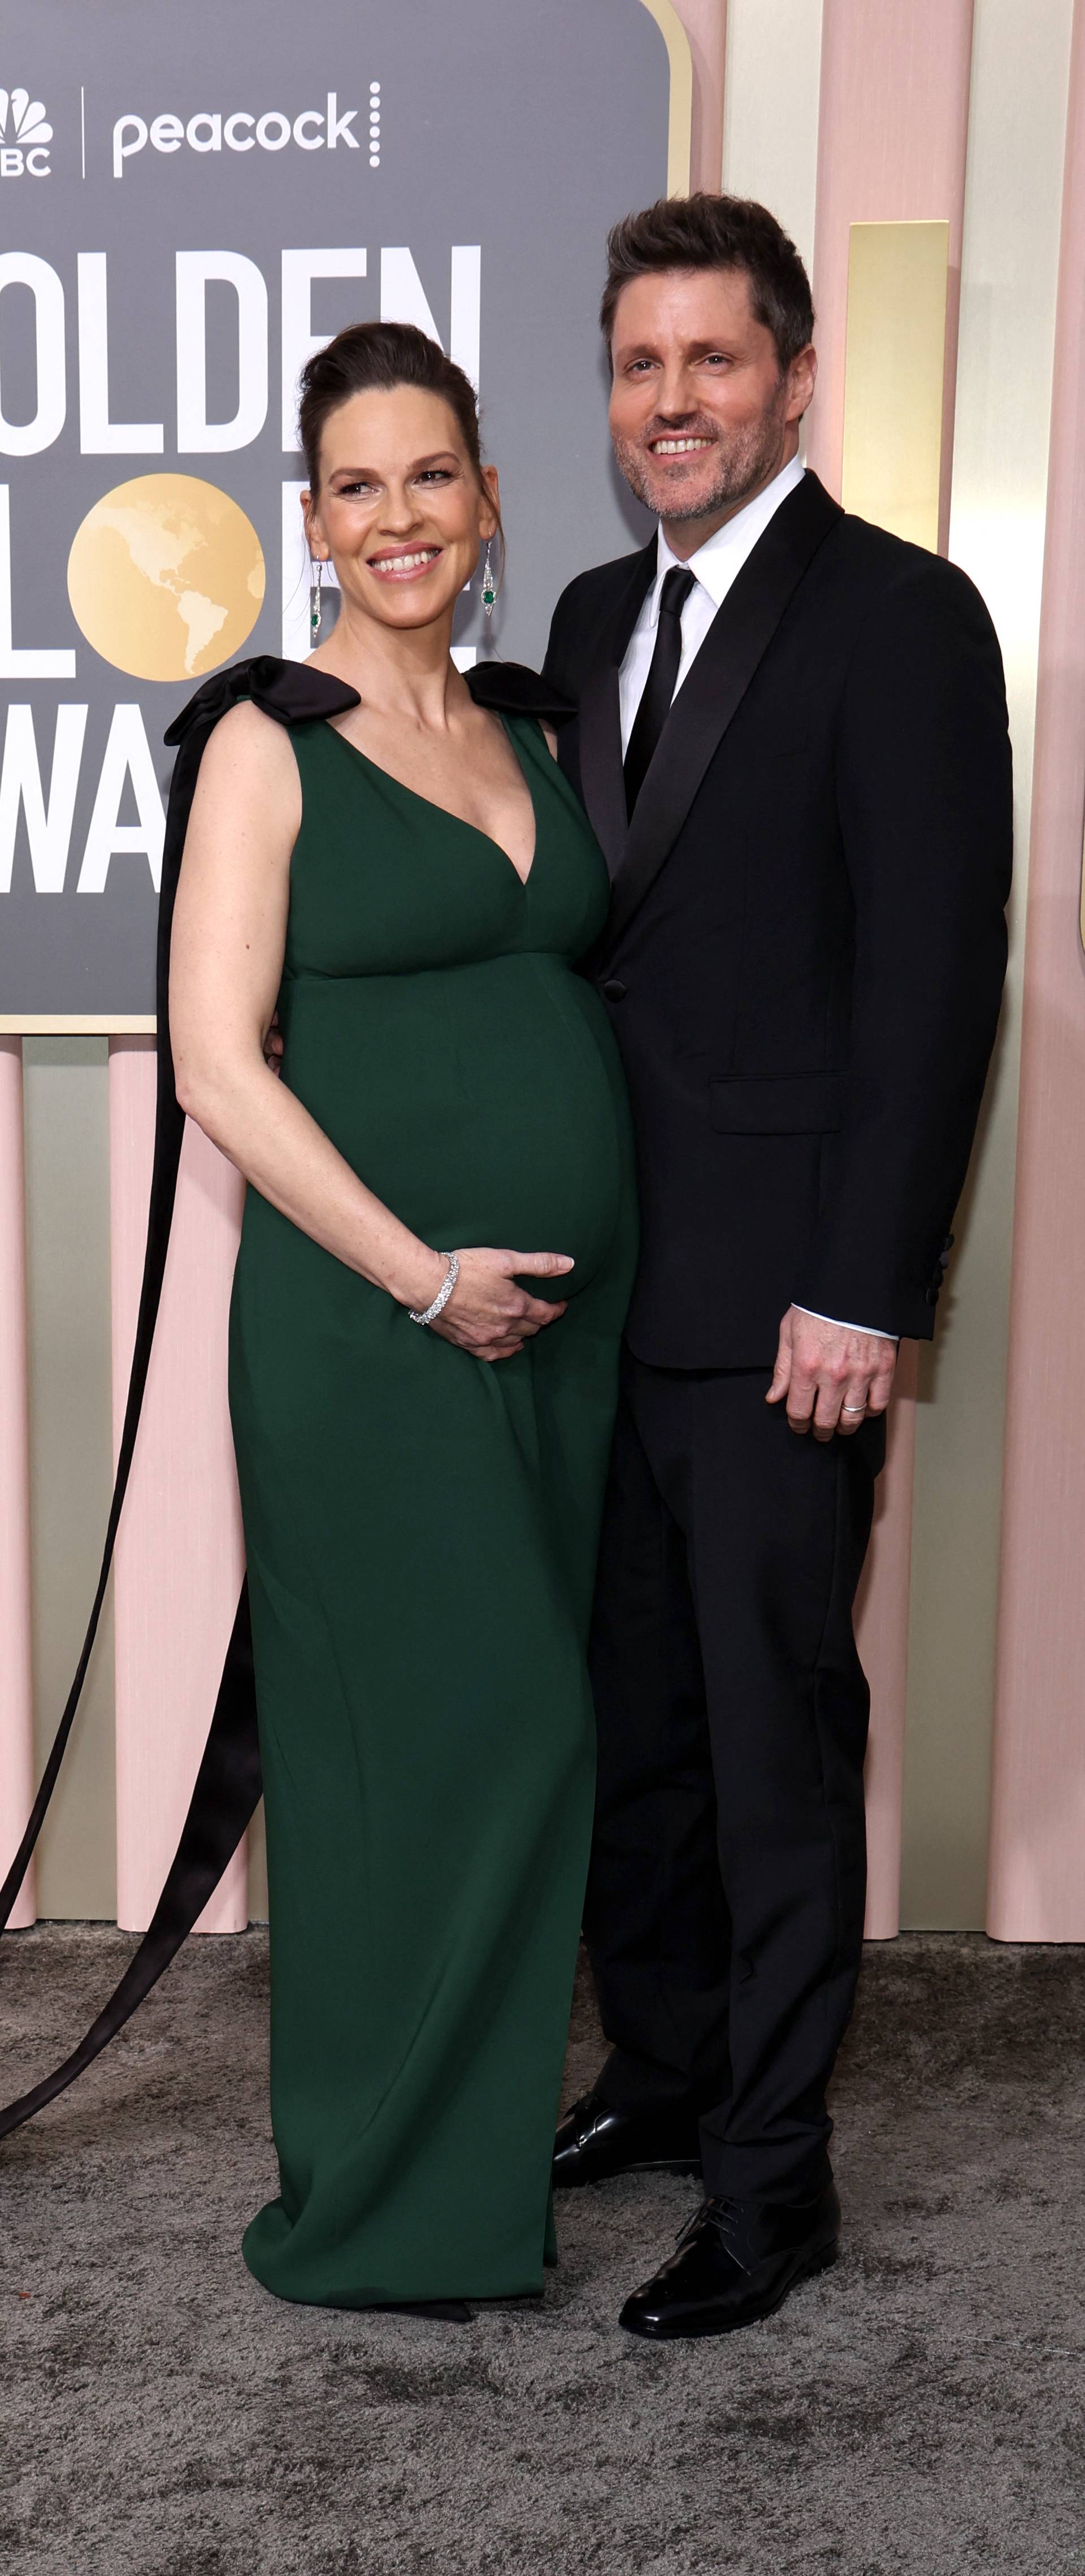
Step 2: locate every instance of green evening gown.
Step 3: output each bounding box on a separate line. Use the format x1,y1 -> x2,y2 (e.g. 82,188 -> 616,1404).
228,704 -> 638,2308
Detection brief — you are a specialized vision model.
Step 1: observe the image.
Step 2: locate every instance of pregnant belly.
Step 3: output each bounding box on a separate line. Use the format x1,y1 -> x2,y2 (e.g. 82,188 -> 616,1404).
276,956 -> 632,1293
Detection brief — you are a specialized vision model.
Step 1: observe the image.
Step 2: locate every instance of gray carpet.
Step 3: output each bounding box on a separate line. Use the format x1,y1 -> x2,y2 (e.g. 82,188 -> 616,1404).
2,1929 -> 1083,2576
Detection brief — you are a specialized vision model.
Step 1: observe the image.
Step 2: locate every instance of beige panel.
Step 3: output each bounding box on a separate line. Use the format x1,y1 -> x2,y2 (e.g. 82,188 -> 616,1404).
841,223 -> 950,549
721,0 -> 824,269
900,0 -> 1074,1928
22,1040 -> 116,1919
987,0 -> 1085,1942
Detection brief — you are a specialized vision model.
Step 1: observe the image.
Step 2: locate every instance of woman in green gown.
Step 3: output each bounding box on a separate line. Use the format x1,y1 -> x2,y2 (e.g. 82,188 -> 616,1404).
168,322 -> 637,2311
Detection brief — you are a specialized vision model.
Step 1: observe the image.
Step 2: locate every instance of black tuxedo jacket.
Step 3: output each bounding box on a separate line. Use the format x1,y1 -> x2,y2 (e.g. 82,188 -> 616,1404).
543,471 -> 1012,1368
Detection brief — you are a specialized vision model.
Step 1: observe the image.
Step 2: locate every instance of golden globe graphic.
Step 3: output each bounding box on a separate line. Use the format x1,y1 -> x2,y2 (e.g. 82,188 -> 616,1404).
66,474 -> 266,683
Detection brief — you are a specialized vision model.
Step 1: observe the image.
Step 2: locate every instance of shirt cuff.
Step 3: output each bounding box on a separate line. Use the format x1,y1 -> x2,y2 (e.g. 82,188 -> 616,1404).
794,1305 -> 899,1342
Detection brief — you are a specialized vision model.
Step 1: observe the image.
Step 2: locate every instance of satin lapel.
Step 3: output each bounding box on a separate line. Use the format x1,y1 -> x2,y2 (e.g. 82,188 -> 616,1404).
607,474 -> 844,946
576,541 -> 656,879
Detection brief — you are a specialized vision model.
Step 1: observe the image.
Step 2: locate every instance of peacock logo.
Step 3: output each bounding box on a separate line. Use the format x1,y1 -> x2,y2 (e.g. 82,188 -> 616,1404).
0,89 -> 53,177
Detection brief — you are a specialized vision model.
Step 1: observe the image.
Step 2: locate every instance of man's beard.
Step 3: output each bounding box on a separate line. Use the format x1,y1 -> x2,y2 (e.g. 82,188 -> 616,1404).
612,398 -> 788,526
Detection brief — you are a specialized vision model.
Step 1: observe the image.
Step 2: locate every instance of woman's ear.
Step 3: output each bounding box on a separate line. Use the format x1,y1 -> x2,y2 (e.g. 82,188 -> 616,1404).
301,491 -> 328,560
480,463 -> 501,542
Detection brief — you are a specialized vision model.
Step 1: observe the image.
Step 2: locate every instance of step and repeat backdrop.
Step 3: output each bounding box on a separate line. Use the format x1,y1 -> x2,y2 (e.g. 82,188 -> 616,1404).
3,0 -> 1082,1940
0,0 -> 676,1021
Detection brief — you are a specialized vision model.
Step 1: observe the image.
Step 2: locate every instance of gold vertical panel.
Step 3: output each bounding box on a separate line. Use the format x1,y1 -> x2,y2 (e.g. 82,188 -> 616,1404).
637,0 -> 693,193
841,221 -> 949,549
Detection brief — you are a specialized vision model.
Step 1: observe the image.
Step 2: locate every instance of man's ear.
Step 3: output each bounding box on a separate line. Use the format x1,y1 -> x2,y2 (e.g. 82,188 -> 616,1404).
787,344 -> 817,426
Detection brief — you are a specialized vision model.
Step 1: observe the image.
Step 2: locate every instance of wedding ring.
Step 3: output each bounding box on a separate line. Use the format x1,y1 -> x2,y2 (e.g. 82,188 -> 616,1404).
841,1404 -> 867,1415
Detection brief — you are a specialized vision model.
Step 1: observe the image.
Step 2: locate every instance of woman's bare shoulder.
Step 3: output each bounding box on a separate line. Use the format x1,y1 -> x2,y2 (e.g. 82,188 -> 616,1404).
189,699 -> 301,824
182,699 -> 302,875
197,696 -> 299,774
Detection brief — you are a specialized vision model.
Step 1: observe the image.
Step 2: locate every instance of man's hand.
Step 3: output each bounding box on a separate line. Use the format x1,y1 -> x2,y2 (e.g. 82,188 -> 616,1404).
263,1010 -> 284,1075
766,1307 -> 897,1440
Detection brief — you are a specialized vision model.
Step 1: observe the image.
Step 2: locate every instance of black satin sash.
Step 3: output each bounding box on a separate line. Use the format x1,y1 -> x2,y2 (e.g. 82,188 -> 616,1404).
0,651 -> 570,2141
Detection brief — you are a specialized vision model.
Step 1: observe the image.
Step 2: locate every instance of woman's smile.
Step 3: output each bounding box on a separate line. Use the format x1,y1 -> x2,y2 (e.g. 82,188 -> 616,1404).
366,543 -> 445,583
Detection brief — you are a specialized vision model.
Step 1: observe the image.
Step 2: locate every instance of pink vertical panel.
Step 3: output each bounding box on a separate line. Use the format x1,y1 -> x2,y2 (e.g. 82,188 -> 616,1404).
0,1038 -> 35,1929
671,0 -> 727,188
988,10 -> 1085,1942
854,1343 -> 917,1939
808,0 -> 975,544
109,1037 -> 247,1933
809,0 -> 975,1936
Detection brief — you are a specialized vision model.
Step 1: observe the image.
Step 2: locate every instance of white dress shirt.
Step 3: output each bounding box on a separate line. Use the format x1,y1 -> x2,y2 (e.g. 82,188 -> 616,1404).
618,452 -> 806,755
618,456 -> 895,1346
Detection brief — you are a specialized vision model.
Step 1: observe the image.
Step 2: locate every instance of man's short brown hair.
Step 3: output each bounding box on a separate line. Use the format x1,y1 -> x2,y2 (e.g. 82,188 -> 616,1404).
601,192 -> 815,371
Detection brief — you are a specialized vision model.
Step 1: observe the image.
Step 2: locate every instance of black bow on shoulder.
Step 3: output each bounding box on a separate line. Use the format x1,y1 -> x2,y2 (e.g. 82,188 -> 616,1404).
160,651 -> 572,748
465,658 -> 574,727
0,648 -> 570,2144
163,654 -> 361,747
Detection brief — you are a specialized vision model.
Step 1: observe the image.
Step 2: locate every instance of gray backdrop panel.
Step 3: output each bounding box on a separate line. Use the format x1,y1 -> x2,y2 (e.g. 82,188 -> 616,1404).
0,0 -> 667,1016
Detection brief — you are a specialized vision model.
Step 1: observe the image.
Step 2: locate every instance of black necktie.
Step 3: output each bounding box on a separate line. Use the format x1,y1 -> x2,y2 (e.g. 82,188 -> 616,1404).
623,564 -> 696,816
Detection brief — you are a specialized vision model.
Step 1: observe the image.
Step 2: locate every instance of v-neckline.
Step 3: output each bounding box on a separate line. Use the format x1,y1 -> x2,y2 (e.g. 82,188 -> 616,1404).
322,713 -> 539,890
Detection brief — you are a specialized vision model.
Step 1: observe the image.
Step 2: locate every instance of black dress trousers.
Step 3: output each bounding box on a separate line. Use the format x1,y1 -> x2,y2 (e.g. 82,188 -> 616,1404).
585,1352 -> 886,2201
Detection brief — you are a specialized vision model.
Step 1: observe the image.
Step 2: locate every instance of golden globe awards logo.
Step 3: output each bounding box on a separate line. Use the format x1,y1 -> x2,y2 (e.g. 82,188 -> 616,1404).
0,88 -> 52,177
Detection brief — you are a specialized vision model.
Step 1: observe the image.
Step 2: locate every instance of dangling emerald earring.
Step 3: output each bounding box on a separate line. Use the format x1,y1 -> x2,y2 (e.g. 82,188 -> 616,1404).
309,557 -> 325,639
480,543 -> 496,618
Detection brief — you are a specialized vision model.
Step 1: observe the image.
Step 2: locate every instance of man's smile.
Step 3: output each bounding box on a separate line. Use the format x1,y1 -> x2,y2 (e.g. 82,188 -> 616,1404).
648,434 -> 715,454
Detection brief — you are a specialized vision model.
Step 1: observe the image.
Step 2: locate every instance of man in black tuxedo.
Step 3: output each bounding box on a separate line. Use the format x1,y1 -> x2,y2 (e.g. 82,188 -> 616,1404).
545,194 -> 1012,2339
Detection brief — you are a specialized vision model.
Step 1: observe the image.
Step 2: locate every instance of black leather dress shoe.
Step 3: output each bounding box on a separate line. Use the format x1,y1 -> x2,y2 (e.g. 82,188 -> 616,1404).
619,2183 -> 840,2338
553,2089 -> 702,2188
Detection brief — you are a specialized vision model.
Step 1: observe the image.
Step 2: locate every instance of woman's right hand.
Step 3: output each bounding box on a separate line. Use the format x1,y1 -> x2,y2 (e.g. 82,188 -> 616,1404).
427,1247 -> 574,1362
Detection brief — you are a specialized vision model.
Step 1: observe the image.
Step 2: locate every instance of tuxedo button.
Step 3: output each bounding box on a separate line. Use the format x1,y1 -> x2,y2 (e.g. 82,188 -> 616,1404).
602,978 -> 627,1003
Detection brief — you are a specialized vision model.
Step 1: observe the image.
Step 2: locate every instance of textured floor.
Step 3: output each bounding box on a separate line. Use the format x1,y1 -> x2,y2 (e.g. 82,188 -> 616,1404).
1,1929 -> 1083,2576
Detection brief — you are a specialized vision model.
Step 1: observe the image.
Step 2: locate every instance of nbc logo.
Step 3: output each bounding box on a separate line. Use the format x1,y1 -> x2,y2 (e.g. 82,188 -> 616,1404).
0,88 -> 52,177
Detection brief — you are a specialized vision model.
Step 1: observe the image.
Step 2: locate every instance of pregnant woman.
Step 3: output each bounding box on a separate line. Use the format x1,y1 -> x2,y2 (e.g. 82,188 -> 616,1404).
157,321 -> 637,2311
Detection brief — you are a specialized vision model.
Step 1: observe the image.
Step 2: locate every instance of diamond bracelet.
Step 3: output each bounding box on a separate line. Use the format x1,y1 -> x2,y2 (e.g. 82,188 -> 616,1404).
407,1251 -> 460,1327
